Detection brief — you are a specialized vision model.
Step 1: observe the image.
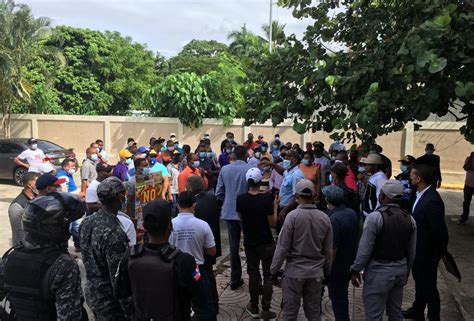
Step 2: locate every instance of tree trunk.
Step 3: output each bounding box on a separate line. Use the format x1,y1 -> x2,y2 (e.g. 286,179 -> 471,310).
2,101 -> 12,139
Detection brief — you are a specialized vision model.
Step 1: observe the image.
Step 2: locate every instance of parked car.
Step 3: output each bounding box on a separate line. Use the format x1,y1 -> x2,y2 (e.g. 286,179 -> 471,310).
0,138 -> 77,186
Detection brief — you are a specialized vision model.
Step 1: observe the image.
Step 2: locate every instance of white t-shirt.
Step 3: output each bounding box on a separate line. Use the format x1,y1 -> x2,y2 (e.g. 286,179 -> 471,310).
118,211 -> 136,246
169,213 -> 215,265
85,180 -> 100,203
18,148 -> 45,172
167,163 -> 180,195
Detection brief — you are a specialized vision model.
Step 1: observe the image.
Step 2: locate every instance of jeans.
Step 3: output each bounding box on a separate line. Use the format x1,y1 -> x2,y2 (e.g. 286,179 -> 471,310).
412,259 -> 441,321
202,263 -> 219,314
328,271 -> 350,321
199,266 -> 217,321
245,243 -> 275,311
226,220 -> 242,286
281,277 -> 322,321
70,219 -> 82,248
462,184 -> 474,221
363,265 -> 407,321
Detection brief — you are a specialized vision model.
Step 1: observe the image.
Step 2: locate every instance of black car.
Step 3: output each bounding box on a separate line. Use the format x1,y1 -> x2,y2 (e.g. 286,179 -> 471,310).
0,138 -> 77,186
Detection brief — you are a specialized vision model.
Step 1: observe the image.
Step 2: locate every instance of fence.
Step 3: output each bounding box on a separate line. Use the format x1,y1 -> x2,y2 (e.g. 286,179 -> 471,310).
1,114 -> 471,186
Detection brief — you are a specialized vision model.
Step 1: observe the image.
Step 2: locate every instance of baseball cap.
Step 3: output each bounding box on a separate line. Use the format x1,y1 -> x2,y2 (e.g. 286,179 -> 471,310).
245,167 -> 262,183
379,179 -> 404,199
258,134 -> 264,139
143,199 -> 172,221
137,146 -> 149,154
398,155 -> 415,163
97,176 -> 125,202
119,149 -> 133,159
36,173 -> 66,190
170,133 -> 176,138
360,154 -> 383,165
96,163 -> 114,173
27,138 -> 37,145
322,185 -> 345,205
295,179 -> 315,196
148,150 -> 157,156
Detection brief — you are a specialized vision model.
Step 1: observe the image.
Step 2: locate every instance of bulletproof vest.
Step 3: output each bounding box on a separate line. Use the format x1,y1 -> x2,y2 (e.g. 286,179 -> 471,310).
128,244 -> 180,321
372,205 -> 414,262
2,247 -> 63,321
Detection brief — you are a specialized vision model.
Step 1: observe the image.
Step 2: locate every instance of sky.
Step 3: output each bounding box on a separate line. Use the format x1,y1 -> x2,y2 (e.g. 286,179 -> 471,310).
21,0 -> 313,57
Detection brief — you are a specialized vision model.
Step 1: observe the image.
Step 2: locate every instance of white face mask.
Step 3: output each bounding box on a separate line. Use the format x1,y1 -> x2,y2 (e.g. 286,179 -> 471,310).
30,144 -> 38,150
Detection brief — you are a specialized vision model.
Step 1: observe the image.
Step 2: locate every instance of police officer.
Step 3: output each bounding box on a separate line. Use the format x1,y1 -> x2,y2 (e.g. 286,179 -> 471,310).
350,180 -> 417,320
0,192 -> 86,321
80,176 -> 131,320
116,199 -> 208,320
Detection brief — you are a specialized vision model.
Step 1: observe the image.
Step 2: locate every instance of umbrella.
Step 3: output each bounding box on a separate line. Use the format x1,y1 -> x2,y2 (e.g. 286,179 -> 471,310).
442,251 -> 462,282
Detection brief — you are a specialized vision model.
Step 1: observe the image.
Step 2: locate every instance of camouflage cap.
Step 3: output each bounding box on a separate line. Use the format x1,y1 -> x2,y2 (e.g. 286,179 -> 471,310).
97,176 -> 125,202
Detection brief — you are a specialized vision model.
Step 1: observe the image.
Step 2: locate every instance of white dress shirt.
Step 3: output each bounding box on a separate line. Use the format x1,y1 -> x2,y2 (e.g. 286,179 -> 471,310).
412,185 -> 431,213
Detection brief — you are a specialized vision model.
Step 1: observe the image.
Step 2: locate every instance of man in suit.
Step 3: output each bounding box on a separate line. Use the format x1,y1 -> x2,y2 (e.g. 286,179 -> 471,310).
403,164 -> 449,321
416,143 -> 442,188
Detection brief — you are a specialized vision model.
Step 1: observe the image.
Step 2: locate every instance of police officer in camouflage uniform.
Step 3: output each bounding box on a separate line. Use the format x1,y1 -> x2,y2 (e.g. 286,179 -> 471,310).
0,192 -> 86,321
80,176 -> 131,320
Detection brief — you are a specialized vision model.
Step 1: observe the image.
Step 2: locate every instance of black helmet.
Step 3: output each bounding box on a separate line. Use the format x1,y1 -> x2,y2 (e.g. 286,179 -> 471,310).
22,192 -> 85,243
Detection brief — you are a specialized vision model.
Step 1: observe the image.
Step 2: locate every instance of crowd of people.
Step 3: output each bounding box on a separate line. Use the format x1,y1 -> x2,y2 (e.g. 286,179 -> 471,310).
0,131 -> 469,321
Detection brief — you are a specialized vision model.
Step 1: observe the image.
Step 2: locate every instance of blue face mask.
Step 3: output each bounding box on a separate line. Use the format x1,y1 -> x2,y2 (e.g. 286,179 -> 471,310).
358,166 -> 366,173
400,164 -> 408,173
225,149 -> 232,154
193,161 -> 200,168
90,154 -> 99,162
143,167 -> 151,175
126,158 -> 132,165
67,168 -> 75,175
302,159 -> 311,166
206,152 -> 213,158
199,152 -> 207,159
282,159 -> 291,170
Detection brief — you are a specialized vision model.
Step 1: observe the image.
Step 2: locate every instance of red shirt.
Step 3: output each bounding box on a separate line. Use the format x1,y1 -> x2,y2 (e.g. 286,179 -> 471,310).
345,166 -> 358,191
178,166 -> 208,193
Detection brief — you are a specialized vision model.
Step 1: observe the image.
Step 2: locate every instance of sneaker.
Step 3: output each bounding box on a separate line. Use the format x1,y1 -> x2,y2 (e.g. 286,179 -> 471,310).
246,303 -> 260,318
260,310 -> 277,320
458,218 -> 468,225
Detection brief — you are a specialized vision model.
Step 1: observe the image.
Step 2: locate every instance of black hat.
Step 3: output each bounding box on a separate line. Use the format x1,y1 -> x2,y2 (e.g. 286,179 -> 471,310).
36,173 -> 66,190
143,199 -> 172,220
27,138 -> 37,145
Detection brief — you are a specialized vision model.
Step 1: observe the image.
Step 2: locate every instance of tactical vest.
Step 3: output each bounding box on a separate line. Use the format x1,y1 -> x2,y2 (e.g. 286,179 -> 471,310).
2,247 -> 63,321
372,205 -> 414,262
128,244 -> 180,321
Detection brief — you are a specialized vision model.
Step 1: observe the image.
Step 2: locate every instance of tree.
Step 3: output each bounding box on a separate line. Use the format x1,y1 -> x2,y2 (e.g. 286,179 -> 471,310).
262,20 -> 287,46
246,0 -> 474,142
0,0 -> 62,137
166,40 -> 228,75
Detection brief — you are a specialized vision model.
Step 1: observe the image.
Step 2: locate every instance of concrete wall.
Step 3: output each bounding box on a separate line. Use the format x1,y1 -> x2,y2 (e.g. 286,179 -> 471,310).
2,114 -> 470,186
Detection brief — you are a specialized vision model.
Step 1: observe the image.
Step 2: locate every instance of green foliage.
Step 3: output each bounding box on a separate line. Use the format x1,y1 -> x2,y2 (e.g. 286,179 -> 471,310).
248,0 -> 474,142
166,40 -> 228,75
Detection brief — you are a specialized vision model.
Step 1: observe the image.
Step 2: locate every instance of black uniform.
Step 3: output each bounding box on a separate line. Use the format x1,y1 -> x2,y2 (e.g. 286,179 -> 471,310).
395,172 -> 416,211
117,243 -> 208,321
0,239 -> 84,321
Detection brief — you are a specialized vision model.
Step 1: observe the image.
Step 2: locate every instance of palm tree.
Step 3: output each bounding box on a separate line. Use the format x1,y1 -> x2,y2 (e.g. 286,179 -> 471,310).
0,0 -> 62,137
262,20 -> 286,47
227,25 -> 267,58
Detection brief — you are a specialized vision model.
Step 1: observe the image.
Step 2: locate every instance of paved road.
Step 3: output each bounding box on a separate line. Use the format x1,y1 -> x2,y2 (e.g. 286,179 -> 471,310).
0,181 -> 470,320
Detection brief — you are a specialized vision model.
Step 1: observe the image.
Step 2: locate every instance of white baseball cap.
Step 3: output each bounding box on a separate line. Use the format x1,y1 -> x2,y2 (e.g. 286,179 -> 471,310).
245,167 -> 262,183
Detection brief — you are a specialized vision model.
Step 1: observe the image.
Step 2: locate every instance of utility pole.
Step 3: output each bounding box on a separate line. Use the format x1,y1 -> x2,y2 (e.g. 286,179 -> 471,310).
269,0 -> 273,53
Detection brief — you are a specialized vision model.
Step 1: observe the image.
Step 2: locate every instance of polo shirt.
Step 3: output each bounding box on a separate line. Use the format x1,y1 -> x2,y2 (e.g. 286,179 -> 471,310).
279,166 -> 305,207
85,180 -> 100,203
81,158 -> 98,185
169,213 -> 215,265
178,166 -> 208,193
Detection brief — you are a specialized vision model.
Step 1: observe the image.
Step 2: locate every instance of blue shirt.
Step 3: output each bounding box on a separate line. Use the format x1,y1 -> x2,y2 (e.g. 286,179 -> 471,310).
218,152 -> 230,167
56,169 -> 77,193
279,166 -> 304,207
150,162 -> 169,176
216,160 -> 253,220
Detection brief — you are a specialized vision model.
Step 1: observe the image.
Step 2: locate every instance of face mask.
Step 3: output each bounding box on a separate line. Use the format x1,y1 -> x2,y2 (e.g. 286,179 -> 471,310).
143,167 -> 151,175
369,150 -> 377,155
199,152 -> 207,159
302,159 -> 311,166
206,152 -> 213,158
90,154 -> 99,162
67,168 -> 75,175
204,136 -> 210,140
228,138 -> 234,143
282,159 -> 291,170
358,166 -> 366,173
226,149 -> 232,154
126,158 -> 132,165
193,161 -> 200,168
30,144 -> 38,150
426,150 -> 434,156
400,164 -> 408,173
334,160 -> 343,164
331,156 -> 336,160
261,147 -> 267,152
254,152 -> 261,159
329,174 -> 334,183
335,140 -> 341,144
168,146 -> 174,151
